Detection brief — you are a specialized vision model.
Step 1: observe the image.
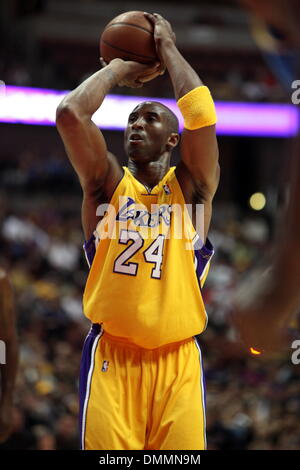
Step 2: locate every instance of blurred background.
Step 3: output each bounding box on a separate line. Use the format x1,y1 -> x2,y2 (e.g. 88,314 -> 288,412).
1,0 -> 300,450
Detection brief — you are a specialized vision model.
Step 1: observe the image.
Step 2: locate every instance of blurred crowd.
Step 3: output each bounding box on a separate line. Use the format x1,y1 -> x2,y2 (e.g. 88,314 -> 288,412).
0,143 -> 300,450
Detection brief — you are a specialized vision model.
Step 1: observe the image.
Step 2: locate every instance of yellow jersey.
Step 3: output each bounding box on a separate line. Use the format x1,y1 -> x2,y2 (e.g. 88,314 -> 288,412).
83,166 -> 213,348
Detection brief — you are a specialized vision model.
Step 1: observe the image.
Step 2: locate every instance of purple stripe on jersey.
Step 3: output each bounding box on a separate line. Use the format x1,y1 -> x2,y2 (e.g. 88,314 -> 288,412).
194,238 -> 214,281
79,323 -> 101,449
83,234 -> 96,268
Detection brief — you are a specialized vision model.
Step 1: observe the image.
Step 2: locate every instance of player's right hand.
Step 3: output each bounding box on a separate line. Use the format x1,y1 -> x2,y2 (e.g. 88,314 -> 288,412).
99,57 -> 162,88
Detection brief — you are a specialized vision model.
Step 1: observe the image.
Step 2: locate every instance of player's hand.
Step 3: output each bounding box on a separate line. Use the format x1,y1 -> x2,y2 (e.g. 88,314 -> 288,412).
0,402 -> 14,443
100,57 -> 162,88
144,12 -> 176,44
143,12 -> 176,76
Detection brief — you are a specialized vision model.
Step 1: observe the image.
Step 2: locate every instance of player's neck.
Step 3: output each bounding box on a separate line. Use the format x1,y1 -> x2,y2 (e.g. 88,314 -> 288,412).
127,158 -> 170,190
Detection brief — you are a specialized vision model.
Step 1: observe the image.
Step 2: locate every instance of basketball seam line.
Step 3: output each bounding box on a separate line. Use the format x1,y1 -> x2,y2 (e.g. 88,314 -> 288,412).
101,39 -> 156,60
105,22 -> 152,34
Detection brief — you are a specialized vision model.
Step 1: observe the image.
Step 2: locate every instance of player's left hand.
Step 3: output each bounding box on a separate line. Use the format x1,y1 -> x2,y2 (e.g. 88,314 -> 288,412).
144,12 -> 176,46
0,402 -> 14,443
143,13 -> 176,80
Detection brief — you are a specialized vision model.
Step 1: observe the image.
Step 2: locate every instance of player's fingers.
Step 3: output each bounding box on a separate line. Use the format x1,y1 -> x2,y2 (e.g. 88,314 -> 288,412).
143,12 -> 155,23
138,71 -> 159,83
155,61 -> 166,75
138,61 -> 161,75
99,57 -> 108,68
165,19 -> 176,40
138,59 -> 165,83
156,57 -> 166,74
148,60 -> 161,69
133,81 -> 144,88
152,14 -> 175,42
153,13 -> 164,20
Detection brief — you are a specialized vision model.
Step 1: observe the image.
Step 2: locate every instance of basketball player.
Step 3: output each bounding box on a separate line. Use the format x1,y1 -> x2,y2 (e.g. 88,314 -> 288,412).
56,13 -> 219,450
0,270 -> 18,443
232,0 -> 300,353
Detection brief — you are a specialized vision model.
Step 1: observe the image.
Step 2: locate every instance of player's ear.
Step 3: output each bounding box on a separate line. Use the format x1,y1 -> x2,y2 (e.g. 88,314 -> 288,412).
166,133 -> 180,151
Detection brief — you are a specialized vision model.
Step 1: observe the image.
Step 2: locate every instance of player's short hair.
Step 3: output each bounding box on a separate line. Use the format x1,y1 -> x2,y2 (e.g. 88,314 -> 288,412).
133,101 -> 179,135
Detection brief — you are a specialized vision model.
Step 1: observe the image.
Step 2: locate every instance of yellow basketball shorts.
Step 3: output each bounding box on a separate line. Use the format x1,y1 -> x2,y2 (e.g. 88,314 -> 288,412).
79,324 -> 206,450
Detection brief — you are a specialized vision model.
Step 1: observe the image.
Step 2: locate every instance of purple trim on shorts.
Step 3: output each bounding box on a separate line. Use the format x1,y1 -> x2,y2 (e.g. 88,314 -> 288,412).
194,238 -> 214,281
79,323 -> 101,449
194,335 -> 207,448
194,335 -> 206,408
83,234 -> 96,268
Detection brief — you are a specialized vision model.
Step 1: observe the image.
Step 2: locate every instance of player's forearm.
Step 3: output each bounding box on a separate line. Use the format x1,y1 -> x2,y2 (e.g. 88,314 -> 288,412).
57,59 -> 128,119
160,40 -> 203,100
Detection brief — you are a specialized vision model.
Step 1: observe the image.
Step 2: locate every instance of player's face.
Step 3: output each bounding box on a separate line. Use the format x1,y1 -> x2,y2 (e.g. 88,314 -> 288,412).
124,103 -> 172,161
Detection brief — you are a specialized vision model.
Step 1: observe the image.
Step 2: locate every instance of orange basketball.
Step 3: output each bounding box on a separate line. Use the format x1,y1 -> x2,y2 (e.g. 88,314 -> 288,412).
100,11 -> 158,64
